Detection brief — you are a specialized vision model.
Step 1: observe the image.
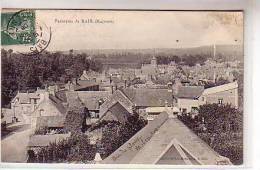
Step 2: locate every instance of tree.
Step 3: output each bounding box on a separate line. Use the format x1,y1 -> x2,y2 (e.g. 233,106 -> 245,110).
100,113 -> 147,158
64,107 -> 88,134
178,103 -> 243,164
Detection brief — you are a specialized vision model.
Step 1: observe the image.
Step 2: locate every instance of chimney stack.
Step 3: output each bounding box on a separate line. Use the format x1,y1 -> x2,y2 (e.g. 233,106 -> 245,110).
111,85 -> 114,94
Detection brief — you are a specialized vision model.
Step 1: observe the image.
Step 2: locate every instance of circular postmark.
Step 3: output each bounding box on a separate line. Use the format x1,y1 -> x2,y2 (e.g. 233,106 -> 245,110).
6,9 -> 52,56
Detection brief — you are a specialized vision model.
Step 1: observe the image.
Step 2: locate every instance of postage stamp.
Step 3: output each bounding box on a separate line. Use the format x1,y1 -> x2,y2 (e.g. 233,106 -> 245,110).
1,9 -> 52,55
1,10 -> 36,45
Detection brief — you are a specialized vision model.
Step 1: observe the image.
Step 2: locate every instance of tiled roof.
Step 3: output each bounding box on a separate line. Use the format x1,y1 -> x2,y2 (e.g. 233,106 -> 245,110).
28,133 -> 70,147
177,86 -> 204,99
36,116 -> 65,129
103,112 -> 231,165
122,88 -> 173,107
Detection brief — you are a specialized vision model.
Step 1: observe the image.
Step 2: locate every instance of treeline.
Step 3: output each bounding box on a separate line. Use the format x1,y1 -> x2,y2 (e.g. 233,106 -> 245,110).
1,49 -> 103,107
156,54 -> 208,66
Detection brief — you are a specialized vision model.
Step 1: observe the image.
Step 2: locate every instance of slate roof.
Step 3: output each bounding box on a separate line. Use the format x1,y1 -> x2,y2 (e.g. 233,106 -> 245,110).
177,86 -> 204,99
77,91 -> 111,110
102,102 -> 131,123
73,80 -> 99,91
103,112 -> 231,165
66,91 -> 85,110
49,94 -> 67,115
12,92 -> 41,104
66,91 -> 110,111
55,89 -> 68,102
122,88 -> 173,107
102,112 -> 168,164
36,116 -> 65,129
28,133 -> 70,147
203,81 -> 238,95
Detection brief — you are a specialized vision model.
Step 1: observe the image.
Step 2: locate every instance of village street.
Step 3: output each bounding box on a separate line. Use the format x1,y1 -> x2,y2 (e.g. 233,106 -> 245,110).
1,110 -> 32,163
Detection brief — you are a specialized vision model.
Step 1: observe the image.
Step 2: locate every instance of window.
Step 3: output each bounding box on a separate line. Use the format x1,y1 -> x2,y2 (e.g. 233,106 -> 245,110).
201,97 -> 205,101
218,98 -> 223,105
39,109 -> 44,116
182,108 -> 187,113
191,107 -> 198,113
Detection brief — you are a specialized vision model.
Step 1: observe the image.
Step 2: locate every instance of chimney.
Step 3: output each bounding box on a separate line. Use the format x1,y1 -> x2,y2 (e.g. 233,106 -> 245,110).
111,85 -> 114,94
167,82 -> 173,92
67,81 -> 72,91
124,80 -> 127,88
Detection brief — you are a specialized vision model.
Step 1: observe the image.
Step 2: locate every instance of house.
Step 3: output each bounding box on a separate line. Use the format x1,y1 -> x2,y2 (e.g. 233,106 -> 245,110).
99,90 -> 134,119
65,91 -> 111,118
199,81 -> 239,108
102,111 -> 232,165
99,88 -> 174,121
176,82 -> 239,113
100,102 -> 131,123
176,86 -> 204,113
30,93 -> 67,130
35,115 -> 65,133
10,89 -> 45,121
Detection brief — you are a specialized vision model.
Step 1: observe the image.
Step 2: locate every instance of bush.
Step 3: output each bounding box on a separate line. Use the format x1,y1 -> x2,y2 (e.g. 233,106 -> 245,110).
29,133 -> 96,163
100,113 -> 147,158
178,103 -> 243,165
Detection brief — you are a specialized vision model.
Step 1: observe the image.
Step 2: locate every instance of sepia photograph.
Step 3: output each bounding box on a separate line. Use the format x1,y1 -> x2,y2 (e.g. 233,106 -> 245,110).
1,9 -> 243,166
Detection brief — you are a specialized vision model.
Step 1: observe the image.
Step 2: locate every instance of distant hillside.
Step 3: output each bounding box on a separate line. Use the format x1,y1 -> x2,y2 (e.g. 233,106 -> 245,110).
57,45 -> 243,67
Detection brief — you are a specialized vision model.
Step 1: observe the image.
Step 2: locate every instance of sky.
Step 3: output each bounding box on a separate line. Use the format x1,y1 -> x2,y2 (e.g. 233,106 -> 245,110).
2,10 -> 243,52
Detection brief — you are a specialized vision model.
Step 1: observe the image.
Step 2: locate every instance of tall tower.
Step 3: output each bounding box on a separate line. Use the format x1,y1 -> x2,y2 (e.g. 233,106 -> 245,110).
151,48 -> 157,67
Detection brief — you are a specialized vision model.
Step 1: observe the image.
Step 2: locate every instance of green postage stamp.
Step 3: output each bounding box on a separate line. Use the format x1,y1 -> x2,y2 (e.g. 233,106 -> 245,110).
1,10 -> 36,45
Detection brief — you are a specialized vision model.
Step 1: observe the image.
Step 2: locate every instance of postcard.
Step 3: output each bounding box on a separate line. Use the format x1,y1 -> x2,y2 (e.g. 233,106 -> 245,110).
1,9 -> 243,166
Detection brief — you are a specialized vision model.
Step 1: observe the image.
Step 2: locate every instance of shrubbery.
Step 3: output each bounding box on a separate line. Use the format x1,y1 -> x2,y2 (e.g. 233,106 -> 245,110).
178,103 -> 243,165
28,133 -> 96,163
